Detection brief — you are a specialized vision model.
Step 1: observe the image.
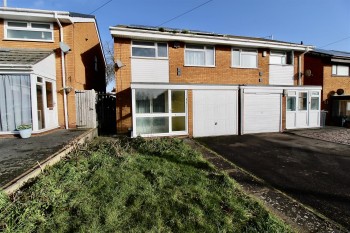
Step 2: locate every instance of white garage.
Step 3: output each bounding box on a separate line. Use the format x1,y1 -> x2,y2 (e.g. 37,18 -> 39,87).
241,87 -> 282,134
193,88 -> 238,137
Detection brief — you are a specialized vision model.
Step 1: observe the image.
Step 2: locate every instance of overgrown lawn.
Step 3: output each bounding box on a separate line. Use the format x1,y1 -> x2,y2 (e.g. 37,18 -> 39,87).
0,137 -> 292,232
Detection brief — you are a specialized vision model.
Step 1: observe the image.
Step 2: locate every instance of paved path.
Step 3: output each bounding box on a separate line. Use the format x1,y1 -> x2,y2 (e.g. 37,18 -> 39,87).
196,133 -> 350,231
0,129 -> 87,187
288,127 -> 350,145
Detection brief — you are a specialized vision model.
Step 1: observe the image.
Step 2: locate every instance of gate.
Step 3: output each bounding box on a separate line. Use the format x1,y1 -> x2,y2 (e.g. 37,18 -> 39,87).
75,90 -> 97,128
96,93 -> 116,135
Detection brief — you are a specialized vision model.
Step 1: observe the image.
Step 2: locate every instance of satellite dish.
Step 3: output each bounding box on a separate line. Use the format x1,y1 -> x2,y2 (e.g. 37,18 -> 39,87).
115,59 -> 125,68
59,42 -> 71,53
305,69 -> 313,77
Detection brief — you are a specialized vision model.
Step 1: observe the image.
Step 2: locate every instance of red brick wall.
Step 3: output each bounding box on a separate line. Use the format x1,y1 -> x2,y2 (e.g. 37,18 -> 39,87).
305,54 -> 350,111
168,42 -> 270,85
115,38 -> 132,133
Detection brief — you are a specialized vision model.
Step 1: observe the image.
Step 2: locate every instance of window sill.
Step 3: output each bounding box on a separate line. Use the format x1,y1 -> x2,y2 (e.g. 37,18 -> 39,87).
231,66 -> 259,69
269,64 -> 294,66
331,75 -> 350,77
183,65 -> 216,68
131,56 -> 168,60
3,38 -> 54,43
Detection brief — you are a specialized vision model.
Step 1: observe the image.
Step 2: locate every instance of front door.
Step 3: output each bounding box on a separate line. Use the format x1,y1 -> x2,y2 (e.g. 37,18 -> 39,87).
36,77 -> 57,130
286,90 -> 321,129
44,81 -> 56,129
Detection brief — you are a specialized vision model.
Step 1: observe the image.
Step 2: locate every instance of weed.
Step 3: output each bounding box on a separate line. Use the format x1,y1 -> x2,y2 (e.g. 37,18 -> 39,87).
0,137 -> 292,233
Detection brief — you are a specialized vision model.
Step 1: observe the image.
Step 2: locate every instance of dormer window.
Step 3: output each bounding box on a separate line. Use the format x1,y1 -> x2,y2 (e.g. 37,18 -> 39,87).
5,20 -> 53,42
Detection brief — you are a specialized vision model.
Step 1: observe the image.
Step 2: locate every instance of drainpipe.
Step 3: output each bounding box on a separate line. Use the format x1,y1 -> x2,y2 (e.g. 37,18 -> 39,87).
298,47 -> 310,86
54,13 -> 69,129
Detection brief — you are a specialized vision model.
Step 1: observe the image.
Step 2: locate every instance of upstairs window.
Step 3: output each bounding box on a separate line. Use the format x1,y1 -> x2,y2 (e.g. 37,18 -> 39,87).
270,50 -> 294,65
332,64 -> 349,76
132,41 -> 168,58
185,44 -> 215,66
232,48 -> 258,68
5,21 -> 53,42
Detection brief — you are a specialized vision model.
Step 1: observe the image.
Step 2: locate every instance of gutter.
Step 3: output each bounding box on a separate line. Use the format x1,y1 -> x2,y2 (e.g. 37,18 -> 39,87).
54,12 -> 69,129
298,47 -> 311,86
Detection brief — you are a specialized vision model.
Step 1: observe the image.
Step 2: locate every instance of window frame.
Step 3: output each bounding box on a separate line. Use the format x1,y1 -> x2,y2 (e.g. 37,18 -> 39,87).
4,20 -> 54,42
133,89 -> 188,137
231,48 -> 258,68
332,64 -> 350,77
270,50 -> 294,65
184,44 -> 215,67
131,41 -> 168,59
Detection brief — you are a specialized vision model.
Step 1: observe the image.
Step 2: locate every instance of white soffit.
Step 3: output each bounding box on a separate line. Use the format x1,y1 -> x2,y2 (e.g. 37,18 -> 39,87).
110,27 -> 312,51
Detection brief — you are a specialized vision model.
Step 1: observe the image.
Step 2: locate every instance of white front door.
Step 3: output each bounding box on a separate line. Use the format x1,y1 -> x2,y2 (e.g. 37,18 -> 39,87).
36,77 -> 58,131
286,90 -> 321,129
193,90 -> 238,137
44,80 -> 57,129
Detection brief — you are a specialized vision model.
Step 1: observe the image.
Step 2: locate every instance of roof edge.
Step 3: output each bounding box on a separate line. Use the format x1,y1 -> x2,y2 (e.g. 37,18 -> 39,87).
110,25 -> 313,51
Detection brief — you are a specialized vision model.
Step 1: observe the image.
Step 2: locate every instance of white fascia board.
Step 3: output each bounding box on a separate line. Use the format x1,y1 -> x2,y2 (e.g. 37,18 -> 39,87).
131,82 -> 239,90
0,8 -> 71,23
0,64 -> 32,71
110,27 -> 312,51
284,86 -> 322,90
240,85 -> 322,93
70,17 -> 96,23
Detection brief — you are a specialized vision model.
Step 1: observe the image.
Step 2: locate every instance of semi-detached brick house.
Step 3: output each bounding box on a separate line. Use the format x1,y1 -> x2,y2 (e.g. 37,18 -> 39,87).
304,49 -> 350,127
110,25 -> 322,137
0,7 -> 106,136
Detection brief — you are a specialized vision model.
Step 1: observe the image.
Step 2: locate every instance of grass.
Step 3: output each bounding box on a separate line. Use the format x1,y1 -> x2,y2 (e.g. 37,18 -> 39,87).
0,137 -> 292,233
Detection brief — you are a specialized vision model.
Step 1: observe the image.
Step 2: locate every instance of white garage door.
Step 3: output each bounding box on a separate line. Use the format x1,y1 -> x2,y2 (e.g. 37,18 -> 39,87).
193,90 -> 238,137
242,93 -> 281,134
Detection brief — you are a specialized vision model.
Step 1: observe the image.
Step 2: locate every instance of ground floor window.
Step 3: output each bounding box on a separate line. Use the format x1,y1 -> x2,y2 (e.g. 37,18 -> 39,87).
133,89 -> 187,136
0,74 -> 32,132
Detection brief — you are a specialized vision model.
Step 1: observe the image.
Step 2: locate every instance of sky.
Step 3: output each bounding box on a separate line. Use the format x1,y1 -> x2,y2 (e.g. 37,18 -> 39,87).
5,0 -> 350,90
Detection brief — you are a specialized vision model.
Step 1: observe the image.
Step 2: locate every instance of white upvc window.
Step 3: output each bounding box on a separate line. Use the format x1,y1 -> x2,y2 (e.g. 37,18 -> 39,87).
133,89 -> 187,137
231,48 -> 258,68
131,41 -> 168,58
332,64 -> 349,76
185,44 -> 215,67
5,20 -> 53,42
270,50 -> 294,65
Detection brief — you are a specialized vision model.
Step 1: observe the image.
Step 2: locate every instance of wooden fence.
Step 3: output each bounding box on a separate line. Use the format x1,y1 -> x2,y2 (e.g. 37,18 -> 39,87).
75,90 -> 97,129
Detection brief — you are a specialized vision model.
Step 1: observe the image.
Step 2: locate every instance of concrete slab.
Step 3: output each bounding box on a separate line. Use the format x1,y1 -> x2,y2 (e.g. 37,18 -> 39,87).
0,129 -> 88,187
196,133 -> 350,231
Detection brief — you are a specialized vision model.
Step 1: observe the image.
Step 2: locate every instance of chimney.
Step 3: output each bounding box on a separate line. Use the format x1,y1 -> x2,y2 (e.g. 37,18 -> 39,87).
3,0 -> 7,7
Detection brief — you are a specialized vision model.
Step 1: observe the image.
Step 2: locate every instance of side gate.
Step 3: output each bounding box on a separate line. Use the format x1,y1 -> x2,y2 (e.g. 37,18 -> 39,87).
96,93 -> 117,135
75,90 -> 97,128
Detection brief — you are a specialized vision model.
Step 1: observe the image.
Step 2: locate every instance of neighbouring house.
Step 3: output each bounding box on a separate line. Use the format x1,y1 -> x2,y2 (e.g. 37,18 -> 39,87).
0,7 -> 106,135
304,49 -> 350,127
110,25 -> 322,137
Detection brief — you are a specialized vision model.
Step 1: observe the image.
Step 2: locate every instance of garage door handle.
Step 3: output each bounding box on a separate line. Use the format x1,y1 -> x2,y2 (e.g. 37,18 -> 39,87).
215,122 -> 217,125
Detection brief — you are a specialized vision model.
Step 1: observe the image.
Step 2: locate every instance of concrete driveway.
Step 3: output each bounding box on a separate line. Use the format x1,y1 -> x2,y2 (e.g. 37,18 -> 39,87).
0,129 -> 88,188
197,133 -> 350,230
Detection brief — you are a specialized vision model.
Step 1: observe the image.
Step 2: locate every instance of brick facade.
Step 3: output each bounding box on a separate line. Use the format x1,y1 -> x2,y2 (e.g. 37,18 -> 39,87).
305,53 -> 350,123
0,18 -> 105,129
115,38 -> 304,134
